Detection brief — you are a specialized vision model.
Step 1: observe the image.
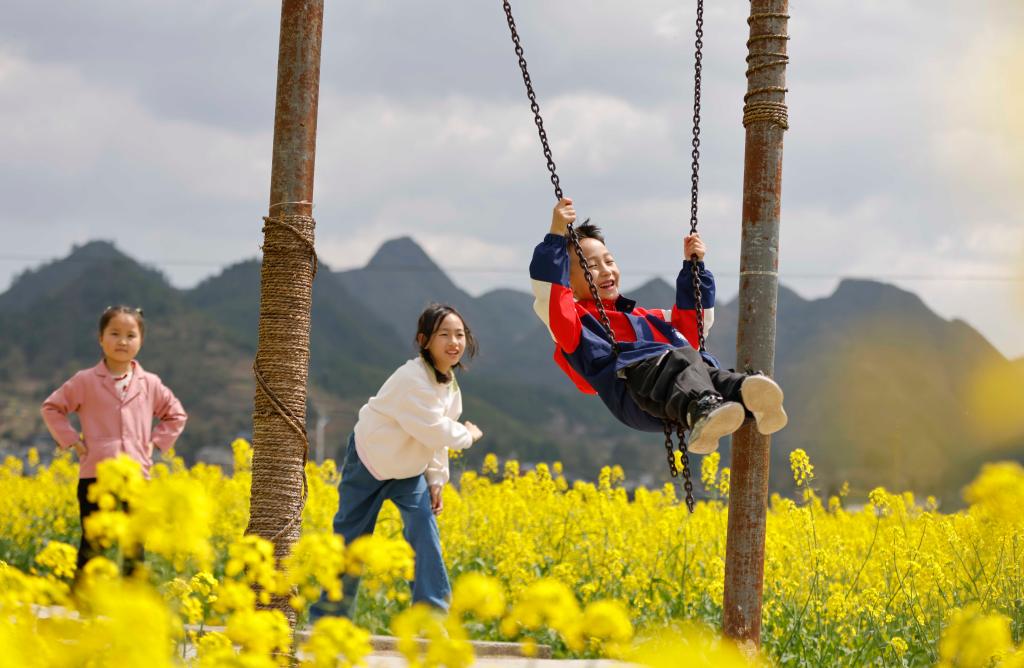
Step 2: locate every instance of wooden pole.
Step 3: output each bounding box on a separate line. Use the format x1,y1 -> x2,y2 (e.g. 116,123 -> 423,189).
246,0 -> 324,624
722,0 -> 790,648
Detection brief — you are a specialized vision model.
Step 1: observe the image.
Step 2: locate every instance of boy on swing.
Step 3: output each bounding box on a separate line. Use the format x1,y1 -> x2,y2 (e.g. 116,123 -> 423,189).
529,197 -> 787,454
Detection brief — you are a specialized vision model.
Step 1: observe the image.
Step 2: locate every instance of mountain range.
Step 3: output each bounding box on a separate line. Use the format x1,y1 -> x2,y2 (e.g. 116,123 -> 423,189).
2,238 -> 1022,506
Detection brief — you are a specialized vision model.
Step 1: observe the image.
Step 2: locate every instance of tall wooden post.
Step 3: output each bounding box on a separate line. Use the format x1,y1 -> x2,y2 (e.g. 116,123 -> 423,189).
246,0 -> 324,623
722,0 -> 790,647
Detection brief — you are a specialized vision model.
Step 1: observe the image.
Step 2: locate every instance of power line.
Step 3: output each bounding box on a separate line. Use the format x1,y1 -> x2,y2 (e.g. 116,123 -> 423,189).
0,253 -> 1021,283
0,254 -> 221,268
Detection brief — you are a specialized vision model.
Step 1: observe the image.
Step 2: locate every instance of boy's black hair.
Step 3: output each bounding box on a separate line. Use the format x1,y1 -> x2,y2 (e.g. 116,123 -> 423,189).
99,305 -> 145,337
573,219 -> 604,243
415,303 -> 478,383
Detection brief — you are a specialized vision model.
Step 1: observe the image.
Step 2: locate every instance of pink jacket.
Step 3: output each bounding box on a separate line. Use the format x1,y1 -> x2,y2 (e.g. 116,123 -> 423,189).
40,360 -> 188,478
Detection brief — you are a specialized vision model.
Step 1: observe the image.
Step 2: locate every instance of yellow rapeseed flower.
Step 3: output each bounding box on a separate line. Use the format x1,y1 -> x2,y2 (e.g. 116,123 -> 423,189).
300,616 -> 372,667
789,449 -> 814,488
83,510 -> 132,550
303,459 -> 341,534
232,438 -> 254,473
937,604 -> 1014,668
963,462 -> 1024,526
391,603 -> 474,668
701,452 -> 720,492
89,454 -> 145,506
33,540 -> 77,580
482,453 -> 499,476
344,534 -> 414,591
581,599 -> 634,657
450,572 -> 506,621
225,608 -> 292,662
717,467 -> 731,499
284,532 -> 346,608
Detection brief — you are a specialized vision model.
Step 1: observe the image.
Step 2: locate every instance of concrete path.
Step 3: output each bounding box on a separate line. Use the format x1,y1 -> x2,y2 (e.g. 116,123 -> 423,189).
36,607 -> 631,665
361,655 -> 625,667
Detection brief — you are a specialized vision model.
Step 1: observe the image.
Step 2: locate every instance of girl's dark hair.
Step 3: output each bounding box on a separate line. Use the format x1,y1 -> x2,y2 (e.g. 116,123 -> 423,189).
574,218 -> 604,243
415,303 -> 478,383
99,305 -> 145,337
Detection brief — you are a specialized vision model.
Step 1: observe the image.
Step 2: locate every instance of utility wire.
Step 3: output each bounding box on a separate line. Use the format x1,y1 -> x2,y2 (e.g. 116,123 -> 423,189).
0,254 -> 1021,283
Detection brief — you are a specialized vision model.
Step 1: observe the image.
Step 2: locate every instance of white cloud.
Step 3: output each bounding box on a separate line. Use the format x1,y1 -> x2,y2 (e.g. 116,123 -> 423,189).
0,51 -> 266,203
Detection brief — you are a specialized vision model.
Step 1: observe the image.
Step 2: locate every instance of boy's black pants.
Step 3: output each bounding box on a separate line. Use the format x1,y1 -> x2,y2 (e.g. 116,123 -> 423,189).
76,478 -> 144,576
623,346 -> 747,424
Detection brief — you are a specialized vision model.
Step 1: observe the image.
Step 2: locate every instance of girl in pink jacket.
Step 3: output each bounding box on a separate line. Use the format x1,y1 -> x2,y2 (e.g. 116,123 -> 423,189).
41,305 -> 187,574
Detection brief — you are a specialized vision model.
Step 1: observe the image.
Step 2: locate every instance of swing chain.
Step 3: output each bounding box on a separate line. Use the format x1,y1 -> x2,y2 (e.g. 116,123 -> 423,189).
671,3 -> 706,501
501,0 -> 562,201
689,0 -> 707,353
677,423 -> 696,513
664,421 -> 696,512
663,421 -> 679,478
690,260 -> 707,352
501,0 -> 618,354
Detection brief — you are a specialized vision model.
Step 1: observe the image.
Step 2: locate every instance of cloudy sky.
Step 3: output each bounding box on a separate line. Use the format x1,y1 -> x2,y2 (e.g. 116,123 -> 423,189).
1,1 -> 1022,357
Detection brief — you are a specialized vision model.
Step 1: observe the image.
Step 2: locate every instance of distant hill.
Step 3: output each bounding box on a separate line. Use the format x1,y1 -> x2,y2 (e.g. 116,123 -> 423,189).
2,238 -> 1023,505
188,258 -> 406,396
334,238 -> 559,386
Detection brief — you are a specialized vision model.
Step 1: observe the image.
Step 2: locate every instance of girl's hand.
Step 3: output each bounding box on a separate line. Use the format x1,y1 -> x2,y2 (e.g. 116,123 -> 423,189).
72,441 -> 88,459
684,233 -> 706,262
429,484 -> 444,516
464,421 -> 484,443
550,197 -> 576,236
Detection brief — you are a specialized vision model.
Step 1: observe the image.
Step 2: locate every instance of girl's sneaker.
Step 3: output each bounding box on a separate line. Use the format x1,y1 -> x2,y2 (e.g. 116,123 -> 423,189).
740,374 -> 788,435
686,394 -> 745,454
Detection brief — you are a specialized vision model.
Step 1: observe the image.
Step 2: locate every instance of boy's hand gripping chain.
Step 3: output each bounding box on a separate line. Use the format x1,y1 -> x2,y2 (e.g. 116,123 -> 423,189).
501,0 -> 618,355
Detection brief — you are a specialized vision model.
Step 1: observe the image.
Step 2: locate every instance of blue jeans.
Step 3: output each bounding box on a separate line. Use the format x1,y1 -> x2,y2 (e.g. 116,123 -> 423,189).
308,434 -> 451,623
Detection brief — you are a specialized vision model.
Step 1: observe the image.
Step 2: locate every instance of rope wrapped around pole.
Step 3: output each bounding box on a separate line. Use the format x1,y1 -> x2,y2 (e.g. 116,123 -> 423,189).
742,23 -> 790,130
250,213 -> 317,549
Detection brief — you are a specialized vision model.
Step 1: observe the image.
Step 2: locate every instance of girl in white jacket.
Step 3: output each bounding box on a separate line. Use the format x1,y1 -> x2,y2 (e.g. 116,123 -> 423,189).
311,303 -> 483,621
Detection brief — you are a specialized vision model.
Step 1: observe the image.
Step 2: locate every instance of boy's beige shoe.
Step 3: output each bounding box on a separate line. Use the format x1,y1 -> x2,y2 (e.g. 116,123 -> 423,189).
740,375 -> 788,435
686,395 -> 745,455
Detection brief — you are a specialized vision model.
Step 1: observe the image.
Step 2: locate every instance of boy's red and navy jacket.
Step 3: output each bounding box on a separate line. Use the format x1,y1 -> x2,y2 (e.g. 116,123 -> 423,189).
529,233 -> 716,432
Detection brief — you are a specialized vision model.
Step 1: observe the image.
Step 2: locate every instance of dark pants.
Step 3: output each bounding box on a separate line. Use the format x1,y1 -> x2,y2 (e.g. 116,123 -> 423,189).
623,346 -> 747,424
308,435 -> 450,623
76,478 -> 143,576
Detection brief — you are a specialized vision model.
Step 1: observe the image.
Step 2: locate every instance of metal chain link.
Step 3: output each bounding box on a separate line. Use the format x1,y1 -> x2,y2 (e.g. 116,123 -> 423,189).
663,421 -> 679,478
676,0 -> 705,509
689,0 -> 707,353
501,0 -> 618,355
664,420 -> 696,512
676,423 -> 696,512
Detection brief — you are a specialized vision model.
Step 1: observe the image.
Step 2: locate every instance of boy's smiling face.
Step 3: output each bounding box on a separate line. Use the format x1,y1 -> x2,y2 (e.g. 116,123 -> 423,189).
569,237 -> 620,302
